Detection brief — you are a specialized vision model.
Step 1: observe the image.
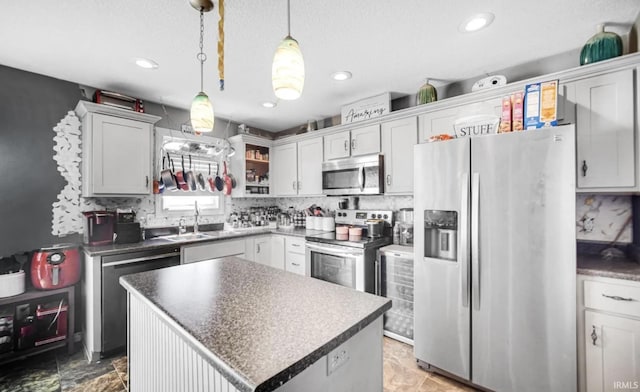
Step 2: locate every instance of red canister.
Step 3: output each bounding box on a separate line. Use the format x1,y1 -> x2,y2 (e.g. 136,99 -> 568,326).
31,244 -> 80,290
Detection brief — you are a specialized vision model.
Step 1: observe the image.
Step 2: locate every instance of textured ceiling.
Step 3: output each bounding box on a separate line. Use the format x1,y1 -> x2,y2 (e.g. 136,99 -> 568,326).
1,0 -> 639,132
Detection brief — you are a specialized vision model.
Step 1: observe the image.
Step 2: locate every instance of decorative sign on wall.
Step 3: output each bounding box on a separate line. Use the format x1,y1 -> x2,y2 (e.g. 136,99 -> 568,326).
341,92 -> 390,124
51,111 -> 83,236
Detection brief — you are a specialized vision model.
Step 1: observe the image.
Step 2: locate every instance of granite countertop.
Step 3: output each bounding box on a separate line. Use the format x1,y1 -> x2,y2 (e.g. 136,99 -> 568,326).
83,227 -> 326,256
577,254 -> 640,282
119,257 -> 391,392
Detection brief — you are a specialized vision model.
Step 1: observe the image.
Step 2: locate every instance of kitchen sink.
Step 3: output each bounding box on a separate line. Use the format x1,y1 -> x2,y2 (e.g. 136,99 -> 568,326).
154,233 -> 214,242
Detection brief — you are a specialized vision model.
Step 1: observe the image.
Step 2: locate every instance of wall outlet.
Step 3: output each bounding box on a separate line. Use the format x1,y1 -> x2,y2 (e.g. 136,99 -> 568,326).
327,348 -> 349,376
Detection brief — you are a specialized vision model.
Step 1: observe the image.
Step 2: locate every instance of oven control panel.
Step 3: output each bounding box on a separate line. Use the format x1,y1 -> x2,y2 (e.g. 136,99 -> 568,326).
335,210 -> 393,226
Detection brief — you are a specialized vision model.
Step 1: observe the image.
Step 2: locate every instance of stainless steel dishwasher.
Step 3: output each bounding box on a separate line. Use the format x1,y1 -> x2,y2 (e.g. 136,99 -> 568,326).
101,247 -> 180,354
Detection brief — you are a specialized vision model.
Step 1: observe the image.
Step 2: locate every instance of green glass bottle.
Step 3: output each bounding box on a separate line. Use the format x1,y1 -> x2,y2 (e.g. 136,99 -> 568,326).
416,79 -> 437,105
580,24 -> 623,66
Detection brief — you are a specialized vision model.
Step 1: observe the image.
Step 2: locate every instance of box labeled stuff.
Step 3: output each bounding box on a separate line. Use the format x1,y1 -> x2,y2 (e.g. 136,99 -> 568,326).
524,80 -> 558,129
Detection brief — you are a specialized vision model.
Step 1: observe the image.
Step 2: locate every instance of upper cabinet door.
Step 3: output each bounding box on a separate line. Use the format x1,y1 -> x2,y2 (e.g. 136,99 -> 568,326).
297,137 -> 323,195
419,107 -> 460,142
350,124 -> 381,157
324,131 -> 351,160
381,117 -> 417,194
574,69 -> 635,190
90,114 -> 152,195
272,143 -> 298,196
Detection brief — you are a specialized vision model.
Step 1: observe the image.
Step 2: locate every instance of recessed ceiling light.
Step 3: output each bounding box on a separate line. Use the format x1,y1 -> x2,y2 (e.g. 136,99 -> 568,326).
459,13 -> 494,33
331,71 -> 352,81
262,101 -> 277,108
135,58 -> 159,69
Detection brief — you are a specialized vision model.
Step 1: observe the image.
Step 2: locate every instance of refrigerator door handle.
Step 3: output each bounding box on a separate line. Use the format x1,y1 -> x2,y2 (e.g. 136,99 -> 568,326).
460,172 -> 470,308
472,172 -> 480,311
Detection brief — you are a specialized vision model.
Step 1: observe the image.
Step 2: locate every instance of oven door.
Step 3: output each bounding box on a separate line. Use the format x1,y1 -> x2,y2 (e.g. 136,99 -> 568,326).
322,154 -> 384,195
306,242 -> 365,291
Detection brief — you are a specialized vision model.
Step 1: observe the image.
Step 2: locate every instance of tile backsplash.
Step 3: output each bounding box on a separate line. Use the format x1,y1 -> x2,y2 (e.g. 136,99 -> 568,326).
576,194 -> 632,243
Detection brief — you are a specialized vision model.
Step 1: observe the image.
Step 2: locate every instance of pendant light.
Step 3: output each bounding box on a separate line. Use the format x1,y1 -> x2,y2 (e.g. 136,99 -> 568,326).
272,0 -> 305,100
190,0 -> 215,133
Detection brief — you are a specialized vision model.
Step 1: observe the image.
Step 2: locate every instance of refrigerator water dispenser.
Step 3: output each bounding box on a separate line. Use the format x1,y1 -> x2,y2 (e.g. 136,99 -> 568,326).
423,210 -> 457,261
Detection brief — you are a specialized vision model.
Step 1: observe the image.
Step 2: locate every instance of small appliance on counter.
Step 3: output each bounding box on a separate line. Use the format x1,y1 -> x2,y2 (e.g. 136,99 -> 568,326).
0,255 -> 26,298
31,244 -> 80,290
396,208 -> 414,246
114,209 -> 141,244
83,211 -> 116,245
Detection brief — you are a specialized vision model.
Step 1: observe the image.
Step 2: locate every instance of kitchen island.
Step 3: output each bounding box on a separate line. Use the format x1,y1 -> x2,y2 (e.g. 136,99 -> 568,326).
119,256 -> 391,392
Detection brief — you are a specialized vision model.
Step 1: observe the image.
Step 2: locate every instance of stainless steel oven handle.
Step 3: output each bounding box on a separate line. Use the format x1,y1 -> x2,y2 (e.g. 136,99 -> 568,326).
374,259 -> 380,295
102,252 -> 179,268
306,243 -> 363,257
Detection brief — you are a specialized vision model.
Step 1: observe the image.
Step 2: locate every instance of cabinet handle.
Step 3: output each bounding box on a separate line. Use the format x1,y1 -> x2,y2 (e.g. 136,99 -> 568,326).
344,140 -> 348,151
145,176 -> 149,188
297,181 -> 301,191
591,326 -> 598,346
602,293 -> 634,301
351,139 -> 356,150
291,262 -> 300,266
256,244 -> 261,254
582,160 -> 588,177
386,174 -> 391,186
291,243 -> 301,247
292,181 -> 296,190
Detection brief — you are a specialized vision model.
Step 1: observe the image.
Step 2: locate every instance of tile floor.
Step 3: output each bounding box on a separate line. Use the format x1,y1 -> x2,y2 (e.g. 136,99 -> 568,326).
0,338 -> 474,392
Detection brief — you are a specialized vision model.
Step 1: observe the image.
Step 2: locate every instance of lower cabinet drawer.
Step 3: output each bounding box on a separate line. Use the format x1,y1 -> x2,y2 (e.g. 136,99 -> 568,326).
584,280 -> 640,318
182,239 -> 246,264
285,237 -> 306,254
286,252 -> 306,276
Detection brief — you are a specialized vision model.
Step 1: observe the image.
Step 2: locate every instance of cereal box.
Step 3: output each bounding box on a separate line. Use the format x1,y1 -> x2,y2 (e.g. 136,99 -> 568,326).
499,96 -> 512,133
524,80 -> 558,129
512,91 -> 524,131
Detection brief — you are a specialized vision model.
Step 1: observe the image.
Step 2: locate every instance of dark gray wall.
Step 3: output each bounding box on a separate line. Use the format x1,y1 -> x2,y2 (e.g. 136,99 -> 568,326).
0,65 -> 83,257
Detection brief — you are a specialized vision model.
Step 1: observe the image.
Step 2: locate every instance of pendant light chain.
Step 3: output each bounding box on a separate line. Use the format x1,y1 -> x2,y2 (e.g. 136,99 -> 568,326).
197,8 -> 207,92
218,0 -> 224,91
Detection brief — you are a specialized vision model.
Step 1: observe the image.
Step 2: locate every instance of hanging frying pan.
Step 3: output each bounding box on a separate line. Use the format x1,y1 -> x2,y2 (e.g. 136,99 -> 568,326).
177,155 -> 189,191
185,155 -> 197,191
206,163 -> 215,192
155,155 -> 166,194
161,153 -> 177,191
223,161 -> 232,195
214,164 -> 224,191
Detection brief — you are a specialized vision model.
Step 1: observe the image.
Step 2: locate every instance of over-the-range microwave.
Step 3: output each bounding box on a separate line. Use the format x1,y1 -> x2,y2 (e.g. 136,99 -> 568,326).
322,154 -> 384,195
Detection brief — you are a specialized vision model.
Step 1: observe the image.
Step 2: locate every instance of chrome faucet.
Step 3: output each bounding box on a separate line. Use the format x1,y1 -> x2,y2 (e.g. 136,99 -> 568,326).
193,201 -> 199,234
178,218 -> 187,235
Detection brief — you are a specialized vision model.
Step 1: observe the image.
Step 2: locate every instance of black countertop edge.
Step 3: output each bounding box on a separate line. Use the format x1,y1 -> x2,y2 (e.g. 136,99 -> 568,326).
119,279 -> 255,392
83,227 -> 326,257
577,254 -> 640,282
254,304 -> 390,392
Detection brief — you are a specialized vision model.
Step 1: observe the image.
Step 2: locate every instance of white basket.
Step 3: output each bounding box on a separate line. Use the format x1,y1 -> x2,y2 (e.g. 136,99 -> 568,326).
0,270 -> 26,298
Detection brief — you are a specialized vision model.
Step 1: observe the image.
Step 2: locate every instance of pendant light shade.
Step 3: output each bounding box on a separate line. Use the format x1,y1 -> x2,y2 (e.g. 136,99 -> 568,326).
272,0 -> 304,100
190,91 -> 214,132
272,35 -> 305,100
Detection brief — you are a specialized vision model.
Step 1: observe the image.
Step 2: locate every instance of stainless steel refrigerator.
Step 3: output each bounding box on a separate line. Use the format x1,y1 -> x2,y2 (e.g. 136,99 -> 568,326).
413,126 -> 576,392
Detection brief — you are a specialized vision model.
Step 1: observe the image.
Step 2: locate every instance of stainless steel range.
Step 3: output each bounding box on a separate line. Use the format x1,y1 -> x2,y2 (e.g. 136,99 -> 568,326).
305,209 -> 392,293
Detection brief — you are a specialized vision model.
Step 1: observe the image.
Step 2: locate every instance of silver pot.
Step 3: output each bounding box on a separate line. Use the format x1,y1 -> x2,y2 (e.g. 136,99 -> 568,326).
366,219 -> 385,238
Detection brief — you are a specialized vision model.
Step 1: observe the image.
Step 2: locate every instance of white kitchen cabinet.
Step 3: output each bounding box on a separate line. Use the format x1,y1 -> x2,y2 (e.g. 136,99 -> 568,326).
181,239 -> 246,264
324,125 -> 380,160
252,235 -> 272,266
273,137 -> 323,196
273,143 -> 298,196
270,235 -> 286,270
229,134 -> 273,197
578,275 -> 640,392
381,117 -> 417,194
284,236 -> 307,276
585,311 -> 640,392
297,137 -> 323,195
572,69 -> 636,191
75,101 -> 160,197
418,98 -> 502,143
